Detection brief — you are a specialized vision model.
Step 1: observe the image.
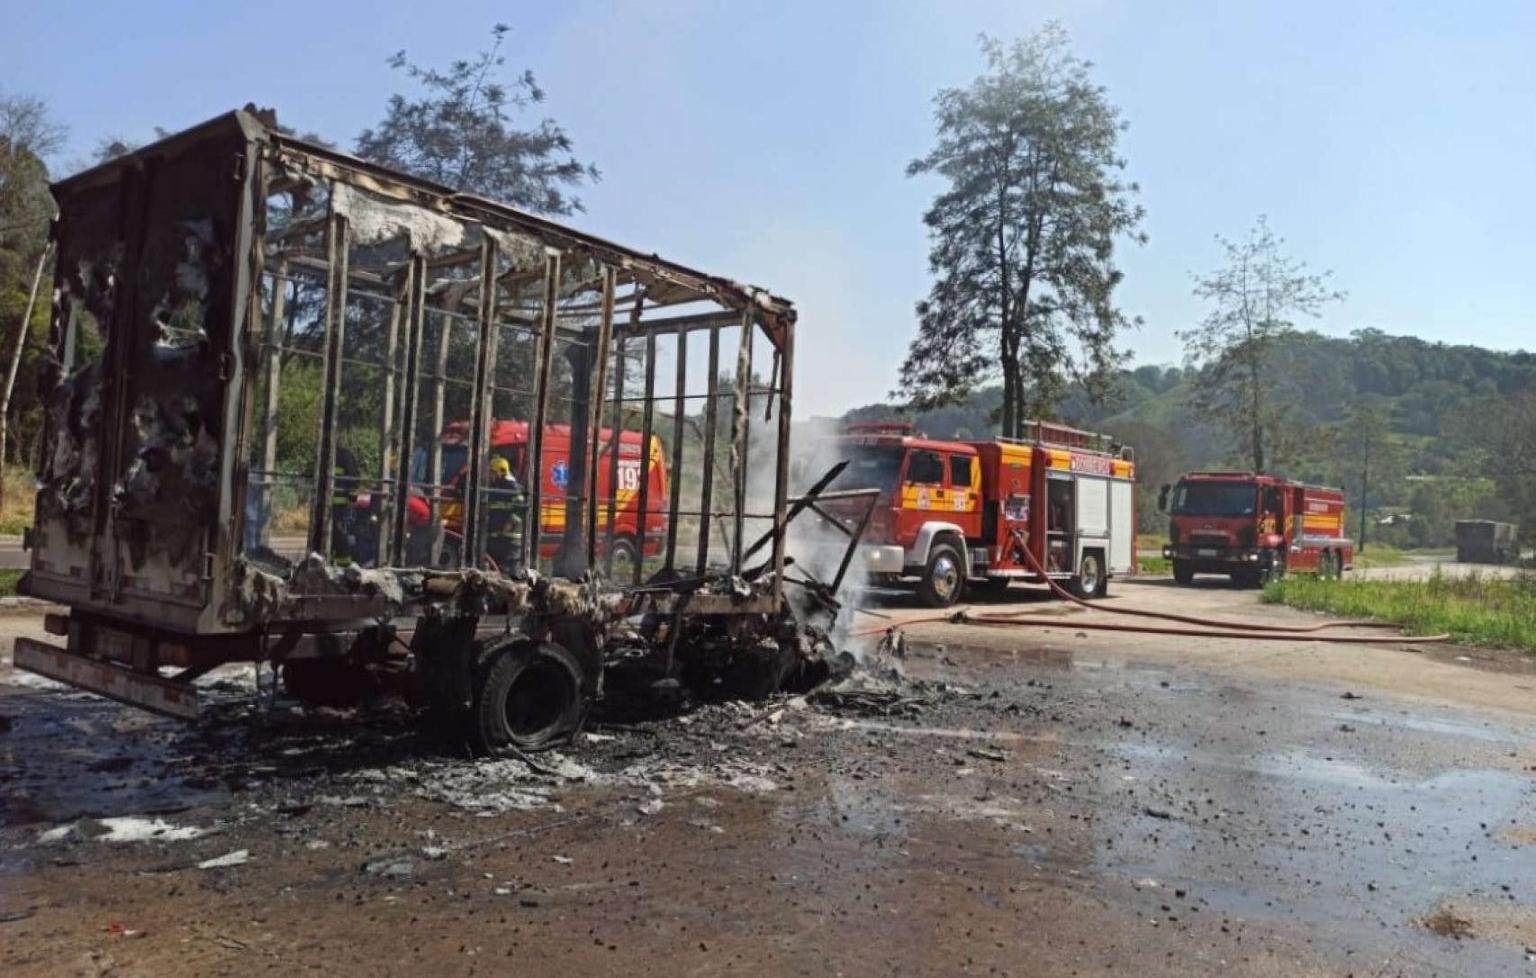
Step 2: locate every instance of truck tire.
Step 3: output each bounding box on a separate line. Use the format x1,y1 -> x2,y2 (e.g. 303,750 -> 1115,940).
917,540 -> 966,608
607,535 -> 639,583
1069,551 -> 1107,600
1172,560 -> 1194,585
1319,550 -> 1338,580
470,640 -> 587,754
1261,552 -> 1287,585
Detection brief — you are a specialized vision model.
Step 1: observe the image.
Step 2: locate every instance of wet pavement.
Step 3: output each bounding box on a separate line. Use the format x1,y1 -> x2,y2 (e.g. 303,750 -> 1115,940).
3,578 -> 1536,976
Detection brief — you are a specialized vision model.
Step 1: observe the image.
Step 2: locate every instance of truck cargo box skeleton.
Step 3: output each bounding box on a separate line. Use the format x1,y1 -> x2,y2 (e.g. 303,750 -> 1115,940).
17,109 -> 861,747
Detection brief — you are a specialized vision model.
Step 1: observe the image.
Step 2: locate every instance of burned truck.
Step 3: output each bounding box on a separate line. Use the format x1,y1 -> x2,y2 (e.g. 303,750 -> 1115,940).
15,109 -> 871,752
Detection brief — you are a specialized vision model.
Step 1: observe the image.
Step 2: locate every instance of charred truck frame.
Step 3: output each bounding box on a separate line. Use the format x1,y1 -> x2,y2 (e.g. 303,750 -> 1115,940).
15,110 -> 866,752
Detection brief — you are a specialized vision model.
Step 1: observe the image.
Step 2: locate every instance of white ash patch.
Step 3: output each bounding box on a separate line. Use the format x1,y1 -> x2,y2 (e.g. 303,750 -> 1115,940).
38,815 -> 215,845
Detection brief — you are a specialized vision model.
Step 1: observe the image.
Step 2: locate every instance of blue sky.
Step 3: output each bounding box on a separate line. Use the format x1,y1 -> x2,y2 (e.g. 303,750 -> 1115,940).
6,0 -> 1533,416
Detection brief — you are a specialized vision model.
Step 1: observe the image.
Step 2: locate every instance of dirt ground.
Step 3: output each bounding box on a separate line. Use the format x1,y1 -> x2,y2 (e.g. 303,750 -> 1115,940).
4,573 -> 1536,978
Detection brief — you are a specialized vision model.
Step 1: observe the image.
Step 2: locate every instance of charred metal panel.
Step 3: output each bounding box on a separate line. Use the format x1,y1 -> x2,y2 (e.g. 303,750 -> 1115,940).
32,120 -> 250,631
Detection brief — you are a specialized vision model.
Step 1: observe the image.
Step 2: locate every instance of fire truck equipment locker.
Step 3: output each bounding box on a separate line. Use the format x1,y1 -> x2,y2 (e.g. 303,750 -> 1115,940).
1109,480 -> 1133,574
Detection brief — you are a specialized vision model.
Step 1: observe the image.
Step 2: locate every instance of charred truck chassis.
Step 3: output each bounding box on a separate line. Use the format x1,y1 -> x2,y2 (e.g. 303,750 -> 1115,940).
16,109 -> 867,752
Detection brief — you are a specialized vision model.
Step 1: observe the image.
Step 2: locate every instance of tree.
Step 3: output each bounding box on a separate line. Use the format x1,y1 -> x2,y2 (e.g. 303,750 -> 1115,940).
356,24 -> 598,215
1181,216 -> 1343,473
1108,419 -> 1188,533
0,93 -> 62,251
898,24 -> 1144,436
0,92 -> 64,493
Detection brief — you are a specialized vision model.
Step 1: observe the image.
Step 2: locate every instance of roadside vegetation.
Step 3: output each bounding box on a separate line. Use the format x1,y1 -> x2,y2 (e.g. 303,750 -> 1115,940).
1263,570 -> 1536,652
1137,555 -> 1171,575
1350,543 -> 1410,569
0,465 -> 34,535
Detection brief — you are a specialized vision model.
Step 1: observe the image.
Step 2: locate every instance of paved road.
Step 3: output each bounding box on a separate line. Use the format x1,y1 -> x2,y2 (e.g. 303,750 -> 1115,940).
2,577 -> 1535,975
0,537 -> 25,570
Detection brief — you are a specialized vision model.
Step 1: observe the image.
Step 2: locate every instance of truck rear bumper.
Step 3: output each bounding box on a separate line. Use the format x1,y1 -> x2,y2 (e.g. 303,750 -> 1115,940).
12,637 -> 200,719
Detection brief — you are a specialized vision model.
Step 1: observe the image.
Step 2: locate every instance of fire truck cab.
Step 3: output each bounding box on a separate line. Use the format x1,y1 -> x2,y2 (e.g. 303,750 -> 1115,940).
827,422 -> 1136,607
1158,472 -> 1353,586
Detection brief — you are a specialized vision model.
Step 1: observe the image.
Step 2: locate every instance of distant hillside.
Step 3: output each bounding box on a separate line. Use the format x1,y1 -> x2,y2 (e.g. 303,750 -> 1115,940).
832,328 -> 1536,541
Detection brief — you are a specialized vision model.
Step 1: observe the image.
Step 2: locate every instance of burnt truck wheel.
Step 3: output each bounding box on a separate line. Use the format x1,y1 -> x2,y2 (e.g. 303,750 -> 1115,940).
1069,551 -> 1107,599
917,541 -> 966,608
1172,560 -> 1195,584
471,641 -> 586,754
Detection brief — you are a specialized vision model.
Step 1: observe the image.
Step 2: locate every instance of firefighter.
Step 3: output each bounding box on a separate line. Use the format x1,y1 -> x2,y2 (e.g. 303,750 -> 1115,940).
330,446 -> 361,564
484,455 -> 524,571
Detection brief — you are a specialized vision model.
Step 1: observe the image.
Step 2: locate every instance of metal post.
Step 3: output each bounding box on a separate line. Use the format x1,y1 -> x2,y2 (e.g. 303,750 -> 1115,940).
425,301 -> 452,566
584,267 -> 617,571
730,311 -> 754,573
259,257 -> 288,548
558,337 -> 593,577
390,256 -> 427,565
769,321 -> 794,604
464,237 -> 499,569
372,271 -> 404,564
633,331 -> 657,585
695,326 -> 720,574
603,334 -> 625,576
310,213 -> 350,557
604,293 -> 641,575
1358,444 -> 1369,554
665,329 -> 686,569
524,251 -> 561,572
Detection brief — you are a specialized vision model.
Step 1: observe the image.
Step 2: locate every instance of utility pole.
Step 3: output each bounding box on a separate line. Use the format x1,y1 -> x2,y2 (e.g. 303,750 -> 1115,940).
1357,439 -> 1369,554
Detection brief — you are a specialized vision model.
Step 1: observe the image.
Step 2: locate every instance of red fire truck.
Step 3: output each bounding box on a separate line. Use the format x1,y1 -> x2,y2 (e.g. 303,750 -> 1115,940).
1157,472 -> 1352,586
824,421 -> 1137,607
405,420 -> 668,575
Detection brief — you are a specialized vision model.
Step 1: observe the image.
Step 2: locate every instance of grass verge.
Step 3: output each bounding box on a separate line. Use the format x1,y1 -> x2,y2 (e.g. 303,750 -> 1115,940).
0,569 -> 23,597
1137,556 -> 1171,575
1351,543 -> 1411,569
1263,570 -> 1536,652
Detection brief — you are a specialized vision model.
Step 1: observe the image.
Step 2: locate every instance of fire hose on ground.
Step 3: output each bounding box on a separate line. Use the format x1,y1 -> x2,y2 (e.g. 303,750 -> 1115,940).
851,530 -> 1450,645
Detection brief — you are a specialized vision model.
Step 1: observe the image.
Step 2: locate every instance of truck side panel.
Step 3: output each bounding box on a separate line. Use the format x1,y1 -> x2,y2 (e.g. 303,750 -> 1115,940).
30,126 -> 248,631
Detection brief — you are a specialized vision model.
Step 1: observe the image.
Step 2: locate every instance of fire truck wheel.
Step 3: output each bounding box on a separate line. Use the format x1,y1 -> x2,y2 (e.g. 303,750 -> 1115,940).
471,640 -> 587,754
608,535 -> 639,583
1172,560 -> 1195,585
1069,551 -> 1107,600
1261,552 -> 1287,585
918,541 -> 966,608
1319,550 -> 1339,580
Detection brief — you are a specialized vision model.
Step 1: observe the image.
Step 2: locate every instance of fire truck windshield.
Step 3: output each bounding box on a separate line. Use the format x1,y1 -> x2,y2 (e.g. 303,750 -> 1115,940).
410,444 -> 470,486
827,445 -> 905,495
1171,481 -> 1257,518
